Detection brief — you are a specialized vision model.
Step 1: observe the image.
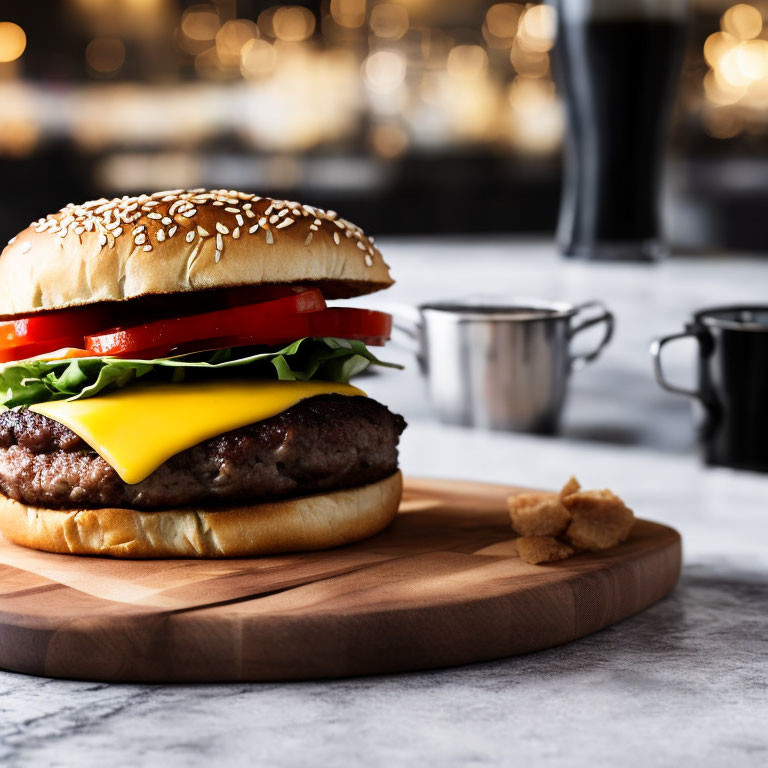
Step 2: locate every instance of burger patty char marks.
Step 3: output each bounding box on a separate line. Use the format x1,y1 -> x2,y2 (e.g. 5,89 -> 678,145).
0,395 -> 406,510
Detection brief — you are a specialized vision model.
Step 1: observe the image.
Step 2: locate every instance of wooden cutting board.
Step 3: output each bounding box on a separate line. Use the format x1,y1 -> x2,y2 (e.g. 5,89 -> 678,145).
0,477 -> 681,682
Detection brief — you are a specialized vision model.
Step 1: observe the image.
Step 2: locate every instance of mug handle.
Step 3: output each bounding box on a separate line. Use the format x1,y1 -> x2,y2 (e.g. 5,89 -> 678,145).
650,331 -> 703,400
569,300 -> 615,369
374,302 -> 426,370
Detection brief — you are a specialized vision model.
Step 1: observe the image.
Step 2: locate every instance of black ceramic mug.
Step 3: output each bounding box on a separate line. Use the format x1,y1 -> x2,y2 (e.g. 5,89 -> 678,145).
651,306 -> 768,471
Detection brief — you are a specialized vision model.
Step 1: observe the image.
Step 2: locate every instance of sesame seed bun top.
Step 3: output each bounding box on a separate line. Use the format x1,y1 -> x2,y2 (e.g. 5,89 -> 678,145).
0,189 -> 393,318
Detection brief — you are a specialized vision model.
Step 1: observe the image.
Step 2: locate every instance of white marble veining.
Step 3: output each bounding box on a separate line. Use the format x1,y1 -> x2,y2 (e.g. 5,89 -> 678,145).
2,241 -> 768,767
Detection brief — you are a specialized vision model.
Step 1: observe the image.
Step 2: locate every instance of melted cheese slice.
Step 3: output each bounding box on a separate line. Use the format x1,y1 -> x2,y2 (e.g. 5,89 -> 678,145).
30,380 -> 365,485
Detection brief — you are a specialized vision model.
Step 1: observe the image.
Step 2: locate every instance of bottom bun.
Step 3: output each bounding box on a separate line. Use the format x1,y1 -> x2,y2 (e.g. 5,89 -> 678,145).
0,471 -> 402,558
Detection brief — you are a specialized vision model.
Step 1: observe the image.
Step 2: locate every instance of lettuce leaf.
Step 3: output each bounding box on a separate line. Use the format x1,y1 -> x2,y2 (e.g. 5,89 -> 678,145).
0,338 -> 400,407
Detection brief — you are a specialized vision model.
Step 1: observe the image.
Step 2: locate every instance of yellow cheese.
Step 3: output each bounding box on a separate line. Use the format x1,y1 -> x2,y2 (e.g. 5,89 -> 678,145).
30,380 -> 365,485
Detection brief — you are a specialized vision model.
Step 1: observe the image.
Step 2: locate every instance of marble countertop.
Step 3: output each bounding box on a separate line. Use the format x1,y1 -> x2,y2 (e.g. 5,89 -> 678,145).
2,240 -> 767,767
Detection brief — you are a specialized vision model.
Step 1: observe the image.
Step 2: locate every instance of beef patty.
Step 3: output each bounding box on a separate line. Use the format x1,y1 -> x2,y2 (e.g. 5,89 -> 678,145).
0,395 -> 406,510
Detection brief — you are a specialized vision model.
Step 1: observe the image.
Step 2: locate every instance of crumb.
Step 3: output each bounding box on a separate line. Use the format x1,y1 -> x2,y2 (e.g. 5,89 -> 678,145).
562,490 -> 635,551
508,493 -> 571,537
514,536 -> 575,565
559,475 -> 581,499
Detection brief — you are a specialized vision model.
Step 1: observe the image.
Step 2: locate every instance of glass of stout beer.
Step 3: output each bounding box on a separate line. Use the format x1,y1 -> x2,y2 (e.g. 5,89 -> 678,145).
552,0 -> 688,261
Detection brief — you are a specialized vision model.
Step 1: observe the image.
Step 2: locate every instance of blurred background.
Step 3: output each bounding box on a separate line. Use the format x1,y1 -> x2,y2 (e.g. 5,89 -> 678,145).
1,0 -> 767,250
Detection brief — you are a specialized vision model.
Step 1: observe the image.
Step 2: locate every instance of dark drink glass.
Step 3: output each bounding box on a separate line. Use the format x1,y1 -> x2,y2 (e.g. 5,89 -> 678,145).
552,0 -> 688,261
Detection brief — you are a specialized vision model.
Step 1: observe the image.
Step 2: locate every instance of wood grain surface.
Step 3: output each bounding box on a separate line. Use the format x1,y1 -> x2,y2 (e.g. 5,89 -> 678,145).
0,477 -> 681,682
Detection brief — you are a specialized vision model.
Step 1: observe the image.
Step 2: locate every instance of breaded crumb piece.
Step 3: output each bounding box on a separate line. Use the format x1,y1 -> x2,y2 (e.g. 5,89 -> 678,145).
508,492 -> 571,537
514,536 -> 575,565
559,475 -> 581,499
562,490 -> 635,551
507,477 -> 637,565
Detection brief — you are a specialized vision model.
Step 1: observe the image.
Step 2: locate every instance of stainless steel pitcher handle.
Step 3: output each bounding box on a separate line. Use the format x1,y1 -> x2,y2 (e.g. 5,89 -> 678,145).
375,302 -> 426,370
569,300 -> 615,369
650,331 -> 703,400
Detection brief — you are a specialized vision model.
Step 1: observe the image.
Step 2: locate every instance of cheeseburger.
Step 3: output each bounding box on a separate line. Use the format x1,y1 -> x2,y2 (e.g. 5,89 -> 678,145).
0,189 -> 405,558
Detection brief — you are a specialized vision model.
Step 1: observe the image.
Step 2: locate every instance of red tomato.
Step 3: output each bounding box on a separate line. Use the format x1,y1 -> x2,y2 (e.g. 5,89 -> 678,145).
85,289 -> 329,358
85,302 -> 392,359
307,308 -> 392,345
0,307 -> 112,364
0,339 -> 92,363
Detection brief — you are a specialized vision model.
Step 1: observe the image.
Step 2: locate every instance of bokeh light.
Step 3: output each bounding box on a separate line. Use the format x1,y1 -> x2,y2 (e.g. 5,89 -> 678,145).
370,4 -> 409,40
517,4 -> 555,53
722,3 -> 763,39
330,0 -> 366,29
364,49 -> 406,94
181,5 -> 219,42
0,22 -> 26,63
240,38 -> 277,79
703,2 -> 768,138
272,7 -> 316,42
86,37 -> 126,76
446,45 -> 488,81
216,20 -> 258,68
486,3 -> 522,41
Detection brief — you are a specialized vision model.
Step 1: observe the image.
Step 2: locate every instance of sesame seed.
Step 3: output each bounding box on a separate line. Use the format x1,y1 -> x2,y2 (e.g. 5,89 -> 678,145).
269,215 -> 279,224
304,232 -> 313,246
248,224 -> 259,234
265,230 -> 274,245
57,229 -> 68,238
98,234 -> 107,247
216,233 -> 223,251
309,224 -> 319,232
258,217 -> 267,227
276,218 -> 294,229
143,244 -> 153,252
212,201 -> 225,207
232,227 -> 240,239
365,254 -> 373,266
162,217 -> 172,226
113,226 -> 123,237
197,226 -> 209,237
135,233 -> 147,245
356,240 -> 366,251
225,207 -> 239,214
216,222 -> 229,234
245,210 -> 256,218
147,212 -> 162,220
333,232 -> 341,245
242,203 -> 252,210
168,226 -> 178,238
185,231 -> 195,243
132,225 -> 146,234
157,230 -> 166,242
236,214 -> 244,227
215,250 -> 222,263
182,209 -> 197,218
277,208 -> 290,218
20,242 -> 31,254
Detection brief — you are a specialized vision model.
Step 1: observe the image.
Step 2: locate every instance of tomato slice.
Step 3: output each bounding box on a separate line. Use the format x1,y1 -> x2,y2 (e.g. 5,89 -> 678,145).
85,301 -> 392,359
0,338 -> 93,363
308,308 -> 392,344
85,289 -> 328,358
0,306 -> 111,354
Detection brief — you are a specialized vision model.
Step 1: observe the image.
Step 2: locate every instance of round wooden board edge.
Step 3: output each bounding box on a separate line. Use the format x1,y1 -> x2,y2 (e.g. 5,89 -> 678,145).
0,477 -> 683,682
